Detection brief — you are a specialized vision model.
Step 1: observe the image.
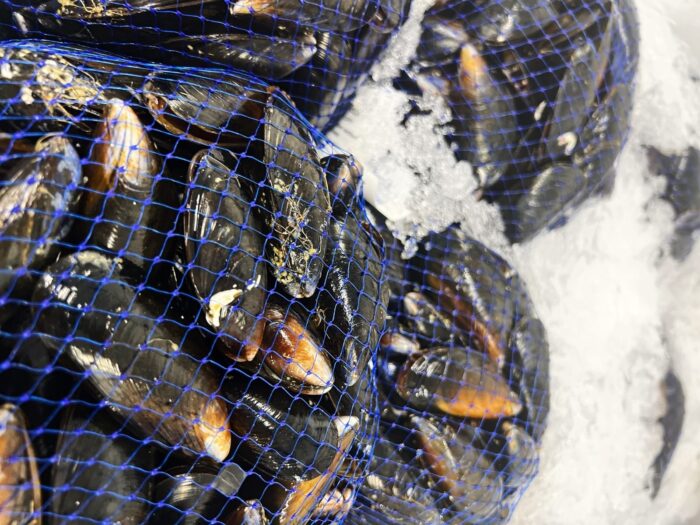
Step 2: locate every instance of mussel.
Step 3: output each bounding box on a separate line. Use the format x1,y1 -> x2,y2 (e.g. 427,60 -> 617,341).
411,416 -> 503,521
183,147 -> 266,361
261,91 -> 330,299
0,135 -> 81,318
312,206 -> 389,388
0,404 -> 41,525
151,462 -> 247,524
141,69 -> 268,149
165,33 -> 317,80
415,228 -> 516,367
32,250 -> 231,461
82,99 -> 176,272
226,377 -> 353,483
396,346 -> 521,419
258,304 -> 334,395
50,405 -> 154,524
450,43 -> 519,188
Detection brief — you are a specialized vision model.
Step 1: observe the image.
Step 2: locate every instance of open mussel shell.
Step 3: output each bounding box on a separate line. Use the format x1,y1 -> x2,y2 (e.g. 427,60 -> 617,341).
31,250 -> 231,461
151,462 -> 247,524
0,404 -> 41,525
396,346 -> 521,419
141,69 -> 268,149
225,377 -> 353,484
257,304 -> 334,395
0,135 -> 81,320
409,416 -> 503,521
82,99 -> 176,271
261,90 -> 330,299
183,147 -> 266,362
50,405 -> 155,524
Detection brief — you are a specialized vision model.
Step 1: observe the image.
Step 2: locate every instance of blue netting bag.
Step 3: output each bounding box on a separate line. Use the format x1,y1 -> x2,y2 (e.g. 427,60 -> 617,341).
0,0 -> 643,523
343,209 -> 549,525
0,39 -> 390,523
0,0 -> 411,131
396,0 -> 639,242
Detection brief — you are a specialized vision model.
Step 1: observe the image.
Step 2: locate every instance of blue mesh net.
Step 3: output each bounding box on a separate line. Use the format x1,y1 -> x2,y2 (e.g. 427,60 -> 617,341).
0,0 -> 410,131
0,0 -> 640,523
397,0 -> 639,242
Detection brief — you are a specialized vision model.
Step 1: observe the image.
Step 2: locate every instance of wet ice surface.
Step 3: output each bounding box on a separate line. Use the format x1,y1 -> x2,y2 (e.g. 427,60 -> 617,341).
329,0 -> 700,524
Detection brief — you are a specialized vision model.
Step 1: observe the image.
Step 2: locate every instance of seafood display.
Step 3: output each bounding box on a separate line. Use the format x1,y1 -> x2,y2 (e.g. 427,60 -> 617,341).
0,40 -> 389,524
4,0 -> 411,130
399,0 -> 639,242
0,0 -> 645,522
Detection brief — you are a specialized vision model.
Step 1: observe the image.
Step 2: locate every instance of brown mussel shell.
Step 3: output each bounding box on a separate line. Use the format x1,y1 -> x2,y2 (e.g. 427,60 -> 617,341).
82,99 -> 176,271
396,346 -> 521,419
410,416 -> 503,521
258,304 -> 334,395
142,69 -> 268,149
0,404 -> 41,525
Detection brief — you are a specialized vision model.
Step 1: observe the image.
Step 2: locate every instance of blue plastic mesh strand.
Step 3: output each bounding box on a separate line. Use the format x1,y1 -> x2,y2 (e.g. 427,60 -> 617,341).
397,0 -> 639,242
0,0 -> 640,523
0,0 -> 411,132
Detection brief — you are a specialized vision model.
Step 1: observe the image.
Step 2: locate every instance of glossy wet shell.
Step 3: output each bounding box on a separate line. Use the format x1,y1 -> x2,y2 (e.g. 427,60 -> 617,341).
165,32 -> 317,80
0,136 -> 81,295
282,32 -> 352,132
31,251 -> 231,461
183,148 -> 266,360
50,406 -> 154,524
396,346 -> 521,419
313,210 -> 389,388
0,404 -> 41,525
262,91 -> 330,298
83,99 -> 175,270
416,228 -> 516,366
411,416 -> 503,521
142,70 -> 268,148
260,305 -> 334,395
499,163 -> 588,243
451,43 -> 519,188
151,463 -> 247,524
226,379 -> 340,483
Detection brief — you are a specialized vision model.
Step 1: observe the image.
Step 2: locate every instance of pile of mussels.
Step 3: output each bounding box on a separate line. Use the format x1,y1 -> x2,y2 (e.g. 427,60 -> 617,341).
0,0 -> 635,521
0,41 -> 390,524
399,0 -> 639,242
2,0 -> 411,130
